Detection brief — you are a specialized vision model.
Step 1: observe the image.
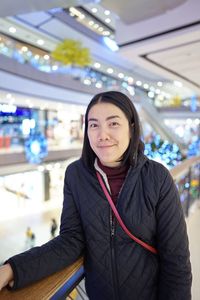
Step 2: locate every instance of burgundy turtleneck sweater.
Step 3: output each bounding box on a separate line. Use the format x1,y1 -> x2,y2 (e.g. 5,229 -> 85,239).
97,159 -> 129,204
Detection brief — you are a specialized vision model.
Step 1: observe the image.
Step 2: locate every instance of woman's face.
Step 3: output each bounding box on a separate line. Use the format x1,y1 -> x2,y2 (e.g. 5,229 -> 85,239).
87,102 -> 131,167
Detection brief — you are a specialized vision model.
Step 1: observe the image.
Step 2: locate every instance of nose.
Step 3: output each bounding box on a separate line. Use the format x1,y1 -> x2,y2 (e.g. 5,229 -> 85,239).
98,127 -> 110,141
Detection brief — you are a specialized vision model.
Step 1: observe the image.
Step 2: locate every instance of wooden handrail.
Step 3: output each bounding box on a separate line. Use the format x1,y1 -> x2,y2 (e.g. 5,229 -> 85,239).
0,257 -> 84,299
0,156 -> 199,299
170,155 -> 200,181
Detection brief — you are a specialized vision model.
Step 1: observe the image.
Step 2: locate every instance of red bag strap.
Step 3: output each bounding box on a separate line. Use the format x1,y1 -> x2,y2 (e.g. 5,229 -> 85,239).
96,171 -> 157,255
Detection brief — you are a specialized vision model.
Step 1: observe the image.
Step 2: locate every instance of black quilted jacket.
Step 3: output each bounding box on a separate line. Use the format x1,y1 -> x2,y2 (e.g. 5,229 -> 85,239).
8,155 -> 192,299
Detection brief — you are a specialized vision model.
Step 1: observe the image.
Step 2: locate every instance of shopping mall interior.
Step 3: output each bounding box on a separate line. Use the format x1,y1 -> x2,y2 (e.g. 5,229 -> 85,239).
0,0 -> 199,299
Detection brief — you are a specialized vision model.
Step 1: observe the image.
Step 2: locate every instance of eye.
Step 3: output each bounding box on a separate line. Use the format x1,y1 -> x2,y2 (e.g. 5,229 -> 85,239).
89,123 -> 98,128
110,121 -> 119,127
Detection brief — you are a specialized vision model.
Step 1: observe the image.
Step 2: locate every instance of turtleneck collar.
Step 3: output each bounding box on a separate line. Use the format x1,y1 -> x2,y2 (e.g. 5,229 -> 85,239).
97,158 -> 129,177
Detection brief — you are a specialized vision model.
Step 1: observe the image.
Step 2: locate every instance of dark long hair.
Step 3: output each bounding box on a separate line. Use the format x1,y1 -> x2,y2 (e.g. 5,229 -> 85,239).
81,91 -> 144,169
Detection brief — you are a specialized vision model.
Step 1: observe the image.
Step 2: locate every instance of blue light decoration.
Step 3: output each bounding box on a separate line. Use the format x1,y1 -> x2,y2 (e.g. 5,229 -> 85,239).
25,132 -> 48,164
187,138 -> 200,157
144,134 -> 183,168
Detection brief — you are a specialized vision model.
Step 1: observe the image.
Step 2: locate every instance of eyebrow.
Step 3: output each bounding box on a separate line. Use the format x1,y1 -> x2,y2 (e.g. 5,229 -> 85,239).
88,115 -> 120,122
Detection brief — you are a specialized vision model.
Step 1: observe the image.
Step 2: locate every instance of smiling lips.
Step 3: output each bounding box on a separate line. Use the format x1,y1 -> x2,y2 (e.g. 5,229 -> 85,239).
97,144 -> 116,148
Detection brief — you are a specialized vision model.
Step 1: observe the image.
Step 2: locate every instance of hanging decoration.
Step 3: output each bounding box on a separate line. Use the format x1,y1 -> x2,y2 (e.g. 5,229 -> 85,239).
51,39 -> 92,67
25,132 -> 48,164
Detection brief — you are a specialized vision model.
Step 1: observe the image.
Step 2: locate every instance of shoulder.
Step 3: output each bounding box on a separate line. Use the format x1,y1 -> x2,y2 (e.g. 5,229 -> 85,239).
65,159 -> 83,178
146,158 -> 169,174
64,158 -> 94,182
138,157 -> 178,204
66,158 -> 82,172
142,157 -> 173,186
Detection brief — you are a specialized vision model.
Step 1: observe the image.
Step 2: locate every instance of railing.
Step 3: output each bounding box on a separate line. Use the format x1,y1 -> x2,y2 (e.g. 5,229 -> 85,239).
0,257 -> 84,300
170,155 -> 200,217
0,156 -> 199,299
170,155 -> 200,181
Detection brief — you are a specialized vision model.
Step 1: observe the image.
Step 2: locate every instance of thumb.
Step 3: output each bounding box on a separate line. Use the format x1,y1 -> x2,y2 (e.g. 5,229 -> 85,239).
9,280 -> 14,287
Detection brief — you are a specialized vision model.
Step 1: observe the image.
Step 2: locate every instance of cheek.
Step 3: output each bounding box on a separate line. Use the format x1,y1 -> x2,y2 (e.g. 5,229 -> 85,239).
121,129 -> 131,141
88,131 -> 95,146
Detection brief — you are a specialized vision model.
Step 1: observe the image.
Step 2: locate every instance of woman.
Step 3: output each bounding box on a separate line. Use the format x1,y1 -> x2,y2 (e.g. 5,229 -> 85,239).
0,91 -> 192,299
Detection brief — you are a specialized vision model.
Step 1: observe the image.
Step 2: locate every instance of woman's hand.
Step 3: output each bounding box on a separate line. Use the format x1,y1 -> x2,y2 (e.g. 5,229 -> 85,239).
0,264 -> 14,290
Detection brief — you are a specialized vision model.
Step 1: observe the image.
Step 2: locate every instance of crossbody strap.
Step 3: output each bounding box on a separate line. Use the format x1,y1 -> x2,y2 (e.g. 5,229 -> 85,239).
96,171 -> 157,255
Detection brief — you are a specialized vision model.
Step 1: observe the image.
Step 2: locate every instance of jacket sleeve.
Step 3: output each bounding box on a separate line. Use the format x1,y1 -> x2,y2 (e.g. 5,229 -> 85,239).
156,169 -> 192,299
7,168 -> 85,290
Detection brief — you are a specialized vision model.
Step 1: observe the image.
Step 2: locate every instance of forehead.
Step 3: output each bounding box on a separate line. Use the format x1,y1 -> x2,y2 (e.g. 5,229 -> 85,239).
88,102 -> 126,119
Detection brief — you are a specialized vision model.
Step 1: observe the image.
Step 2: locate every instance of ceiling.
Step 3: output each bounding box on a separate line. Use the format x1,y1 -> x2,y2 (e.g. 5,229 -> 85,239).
0,0 -> 199,107
0,0 -> 92,18
101,0 -> 187,25
112,0 -> 200,97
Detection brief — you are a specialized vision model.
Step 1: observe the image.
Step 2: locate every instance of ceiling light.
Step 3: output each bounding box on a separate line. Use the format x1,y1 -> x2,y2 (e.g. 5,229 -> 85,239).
95,82 -> 102,88
83,78 -> 91,85
98,27 -> 104,32
103,31 -> 110,36
93,23 -> 99,29
118,73 -> 124,79
92,8 -> 98,13
148,91 -> 155,98
157,81 -> 163,87
107,68 -> 113,74
44,54 -> 49,60
21,46 -> 28,52
143,83 -> 149,89
9,27 -> 16,33
79,14 -> 85,20
136,80 -> 142,86
127,77 -> 134,84
37,39 -> 44,46
69,7 -> 84,19
104,10 -> 110,15
173,80 -> 183,87
103,37 -> 118,51
155,89 -> 160,94
89,20 -> 94,26
94,62 -> 101,68
105,18 -> 111,23
34,54 -> 39,60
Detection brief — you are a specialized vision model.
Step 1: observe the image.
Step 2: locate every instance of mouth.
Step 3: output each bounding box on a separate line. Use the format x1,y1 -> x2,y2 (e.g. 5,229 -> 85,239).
97,144 -> 115,148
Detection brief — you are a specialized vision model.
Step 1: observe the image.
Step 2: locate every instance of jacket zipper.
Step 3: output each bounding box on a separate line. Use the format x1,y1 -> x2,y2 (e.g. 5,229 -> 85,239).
110,209 -> 120,300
